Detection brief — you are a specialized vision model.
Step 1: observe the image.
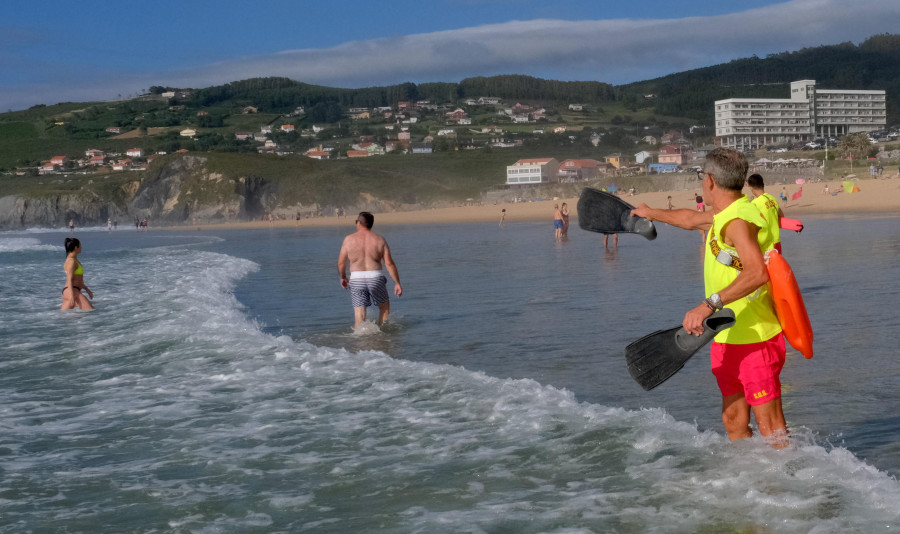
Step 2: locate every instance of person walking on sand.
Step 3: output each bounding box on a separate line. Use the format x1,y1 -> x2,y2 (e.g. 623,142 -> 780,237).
666,196 -> 674,210
695,190 -> 707,241
499,208 -> 506,227
338,212 -> 403,327
632,147 -> 789,449
553,204 -> 564,240
61,237 -> 94,311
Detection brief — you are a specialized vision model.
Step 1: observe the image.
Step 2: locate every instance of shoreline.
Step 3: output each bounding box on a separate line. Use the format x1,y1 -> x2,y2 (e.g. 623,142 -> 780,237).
167,175 -> 900,231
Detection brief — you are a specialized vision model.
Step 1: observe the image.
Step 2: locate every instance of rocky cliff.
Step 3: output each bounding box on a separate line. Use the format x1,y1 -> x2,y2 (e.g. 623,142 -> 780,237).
0,155 -> 289,230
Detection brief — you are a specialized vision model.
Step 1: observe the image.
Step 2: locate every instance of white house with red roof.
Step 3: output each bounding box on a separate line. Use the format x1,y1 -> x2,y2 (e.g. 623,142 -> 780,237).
351,142 -> 385,155
445,108 -> 468,121
85,149 -> 105,158
40,163 -> 58,174
304,145 -> 330,160
506,158 -> 560,185
126,148 -> 144,158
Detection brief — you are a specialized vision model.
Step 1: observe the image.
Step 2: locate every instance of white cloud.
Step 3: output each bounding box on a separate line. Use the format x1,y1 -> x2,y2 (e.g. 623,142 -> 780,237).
160,0 -> 900,87
2,0 -> 897,110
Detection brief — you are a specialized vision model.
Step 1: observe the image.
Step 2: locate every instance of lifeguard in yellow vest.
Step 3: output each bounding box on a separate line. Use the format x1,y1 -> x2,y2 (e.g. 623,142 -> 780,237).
747,173 -> 784,254
631,148 -> 789,448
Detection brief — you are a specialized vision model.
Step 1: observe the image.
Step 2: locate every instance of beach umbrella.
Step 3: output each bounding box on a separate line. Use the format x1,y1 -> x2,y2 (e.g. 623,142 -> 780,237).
843,180 -> 860,193
795,178 -> 806,184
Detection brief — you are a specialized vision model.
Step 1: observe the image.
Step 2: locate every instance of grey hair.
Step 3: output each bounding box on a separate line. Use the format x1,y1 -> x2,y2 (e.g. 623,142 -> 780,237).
704,148 -> 748,191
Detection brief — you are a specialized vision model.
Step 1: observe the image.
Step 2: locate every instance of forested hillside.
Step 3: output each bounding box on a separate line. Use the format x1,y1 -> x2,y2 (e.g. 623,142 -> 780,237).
621,33 -> 900,124
187,75 -> 617,114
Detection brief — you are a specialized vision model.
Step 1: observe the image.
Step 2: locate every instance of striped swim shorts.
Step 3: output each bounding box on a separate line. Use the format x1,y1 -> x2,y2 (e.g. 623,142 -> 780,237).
349,271 -> 389,308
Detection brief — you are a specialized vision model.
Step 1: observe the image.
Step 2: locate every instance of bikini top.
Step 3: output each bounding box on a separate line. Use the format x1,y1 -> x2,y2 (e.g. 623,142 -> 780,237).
73,261 -> 84,275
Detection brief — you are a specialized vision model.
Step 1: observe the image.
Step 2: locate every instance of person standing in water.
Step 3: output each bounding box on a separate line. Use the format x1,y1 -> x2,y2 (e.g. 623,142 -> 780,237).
632,148 -> 788,448
560,202 -> 570,238
61,237 -> 94,310
553,204 -> 564,240
337,212 -> 403,327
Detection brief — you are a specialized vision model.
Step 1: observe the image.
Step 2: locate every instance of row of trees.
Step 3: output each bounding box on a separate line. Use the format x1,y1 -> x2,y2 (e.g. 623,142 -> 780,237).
152,34 -> 900,126
187,75 -> 619,115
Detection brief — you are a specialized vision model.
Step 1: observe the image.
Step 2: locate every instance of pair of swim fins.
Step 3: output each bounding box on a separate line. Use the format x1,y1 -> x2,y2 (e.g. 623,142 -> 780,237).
577,187 -> 657,240
625,309 -> 736,391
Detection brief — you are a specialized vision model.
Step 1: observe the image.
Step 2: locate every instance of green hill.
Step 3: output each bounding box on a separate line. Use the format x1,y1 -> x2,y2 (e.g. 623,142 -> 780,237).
2,33 -> 898,172
1,32 -> 898,229
619,33 -> 900,124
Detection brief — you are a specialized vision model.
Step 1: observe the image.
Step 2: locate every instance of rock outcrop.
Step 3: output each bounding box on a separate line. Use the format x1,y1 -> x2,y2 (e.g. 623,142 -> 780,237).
0,155 -> 285,230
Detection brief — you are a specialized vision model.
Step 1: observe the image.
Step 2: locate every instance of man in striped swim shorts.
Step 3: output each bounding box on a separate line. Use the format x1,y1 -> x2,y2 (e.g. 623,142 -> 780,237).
338,212 -> 403,327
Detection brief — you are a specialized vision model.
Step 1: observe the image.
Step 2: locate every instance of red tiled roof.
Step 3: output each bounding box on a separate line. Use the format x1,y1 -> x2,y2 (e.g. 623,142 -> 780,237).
514,158 -> 553,165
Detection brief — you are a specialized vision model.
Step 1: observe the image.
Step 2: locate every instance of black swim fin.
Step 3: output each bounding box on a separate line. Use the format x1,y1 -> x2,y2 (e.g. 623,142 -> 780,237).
577,187 -> 657,240
625,309 -> 736,391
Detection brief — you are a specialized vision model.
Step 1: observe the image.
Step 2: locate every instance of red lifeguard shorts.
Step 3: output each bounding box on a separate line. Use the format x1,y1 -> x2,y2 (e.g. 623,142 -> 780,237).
710,333 -> 786,406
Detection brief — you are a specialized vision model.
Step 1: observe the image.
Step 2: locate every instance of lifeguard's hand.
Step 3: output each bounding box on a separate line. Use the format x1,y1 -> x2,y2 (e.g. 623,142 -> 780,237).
394,283 -> 403,297
683,304 -> 713,336
631,203 -> 653,220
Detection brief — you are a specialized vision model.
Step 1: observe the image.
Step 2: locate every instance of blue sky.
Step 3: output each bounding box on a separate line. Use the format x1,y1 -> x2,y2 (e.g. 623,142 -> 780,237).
1,0 -> 898,111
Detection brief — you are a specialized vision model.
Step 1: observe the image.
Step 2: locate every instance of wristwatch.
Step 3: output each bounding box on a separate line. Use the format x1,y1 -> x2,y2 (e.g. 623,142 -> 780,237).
705,292 -> 724,311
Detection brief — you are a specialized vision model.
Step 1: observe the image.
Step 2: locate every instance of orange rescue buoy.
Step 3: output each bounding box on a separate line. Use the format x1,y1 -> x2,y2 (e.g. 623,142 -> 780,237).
767,250 -> 813,358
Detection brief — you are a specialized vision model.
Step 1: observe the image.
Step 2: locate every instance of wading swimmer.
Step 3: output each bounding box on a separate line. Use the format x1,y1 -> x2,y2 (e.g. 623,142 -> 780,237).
62,237 -> 94,310
632,148 -> 789,448
553,204 -> 564,240
338,212 -> 402,328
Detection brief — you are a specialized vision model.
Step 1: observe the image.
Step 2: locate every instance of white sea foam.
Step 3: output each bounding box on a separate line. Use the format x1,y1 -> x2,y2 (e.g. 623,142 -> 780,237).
1,225 -> 112,234
0,237 -> 63,253
1,237 -> 898,532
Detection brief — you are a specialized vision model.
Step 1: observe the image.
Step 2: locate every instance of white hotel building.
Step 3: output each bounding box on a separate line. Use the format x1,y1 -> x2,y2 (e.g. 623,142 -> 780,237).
715,80 -> 886,151
506,158 -> 560,185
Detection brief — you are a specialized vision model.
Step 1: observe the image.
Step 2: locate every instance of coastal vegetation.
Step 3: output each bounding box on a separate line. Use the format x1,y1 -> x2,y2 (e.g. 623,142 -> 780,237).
0,33 -> 897,229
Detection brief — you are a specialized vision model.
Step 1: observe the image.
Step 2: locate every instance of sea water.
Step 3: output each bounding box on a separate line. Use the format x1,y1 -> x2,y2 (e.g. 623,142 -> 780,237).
1,217 -> 898,532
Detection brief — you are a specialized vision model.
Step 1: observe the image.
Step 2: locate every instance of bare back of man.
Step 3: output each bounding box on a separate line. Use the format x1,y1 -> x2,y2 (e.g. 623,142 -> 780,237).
338,212 -> 402,327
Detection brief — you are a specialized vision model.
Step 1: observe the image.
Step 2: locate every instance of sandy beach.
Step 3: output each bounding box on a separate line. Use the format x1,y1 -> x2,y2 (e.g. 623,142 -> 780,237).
170,175 -> 900,231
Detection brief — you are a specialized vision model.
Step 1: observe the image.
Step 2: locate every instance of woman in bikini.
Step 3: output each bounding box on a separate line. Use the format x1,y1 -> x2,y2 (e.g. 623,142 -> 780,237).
62,237 -> 94,310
